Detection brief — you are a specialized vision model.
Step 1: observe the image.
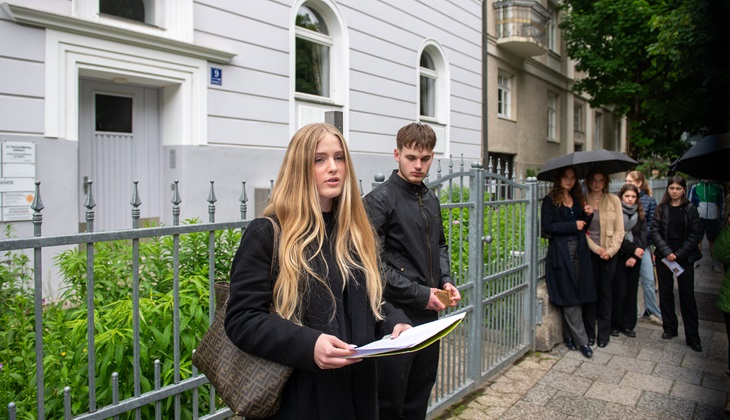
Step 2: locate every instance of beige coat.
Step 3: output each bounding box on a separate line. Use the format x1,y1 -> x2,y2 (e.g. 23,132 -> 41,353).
586,193 -> 625,258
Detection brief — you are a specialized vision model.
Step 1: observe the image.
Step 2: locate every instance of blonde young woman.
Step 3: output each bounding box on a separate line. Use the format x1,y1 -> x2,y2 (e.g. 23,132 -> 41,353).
583,169 -> 625,348
225,123 -> 411,419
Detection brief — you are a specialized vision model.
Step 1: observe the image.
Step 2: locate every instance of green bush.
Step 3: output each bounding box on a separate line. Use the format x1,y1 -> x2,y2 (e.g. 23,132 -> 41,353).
0,220 -> 241,419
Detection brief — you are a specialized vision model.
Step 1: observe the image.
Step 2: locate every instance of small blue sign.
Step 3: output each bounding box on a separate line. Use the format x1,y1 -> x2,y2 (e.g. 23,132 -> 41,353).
210,67 -> 222,86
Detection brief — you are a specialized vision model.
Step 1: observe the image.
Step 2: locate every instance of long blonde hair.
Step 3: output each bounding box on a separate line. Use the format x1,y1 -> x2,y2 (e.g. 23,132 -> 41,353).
627,170 -> 652,196
264,123 -> 384,323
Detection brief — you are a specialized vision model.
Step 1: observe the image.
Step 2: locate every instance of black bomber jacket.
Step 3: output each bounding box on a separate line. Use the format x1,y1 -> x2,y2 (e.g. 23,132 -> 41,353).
364,170 -> 453,320
650,202 -> 703,264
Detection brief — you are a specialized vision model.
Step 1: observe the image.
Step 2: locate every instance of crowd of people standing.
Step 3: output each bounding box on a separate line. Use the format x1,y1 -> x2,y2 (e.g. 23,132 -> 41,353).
542,168 -> 728,358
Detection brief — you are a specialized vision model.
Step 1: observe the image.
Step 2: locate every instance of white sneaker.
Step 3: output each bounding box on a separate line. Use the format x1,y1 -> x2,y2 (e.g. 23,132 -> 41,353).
713,264 -> 723,273
647,314 -> 662,325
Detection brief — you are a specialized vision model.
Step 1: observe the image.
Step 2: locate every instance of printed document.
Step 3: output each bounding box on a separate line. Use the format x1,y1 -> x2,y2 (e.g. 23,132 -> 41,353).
661,257 -> 685,277
345,312 -> 466,358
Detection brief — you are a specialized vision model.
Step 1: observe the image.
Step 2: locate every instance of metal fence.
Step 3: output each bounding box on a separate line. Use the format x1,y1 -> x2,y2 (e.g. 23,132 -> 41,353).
1,159 -> 550,419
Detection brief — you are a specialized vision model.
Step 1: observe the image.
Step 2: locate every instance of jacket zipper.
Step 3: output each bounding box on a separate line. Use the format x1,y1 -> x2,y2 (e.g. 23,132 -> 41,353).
418,193 -> 434,287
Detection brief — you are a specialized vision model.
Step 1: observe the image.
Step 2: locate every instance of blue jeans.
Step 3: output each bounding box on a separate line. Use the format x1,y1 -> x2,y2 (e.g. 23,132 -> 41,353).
639,246 -> 661,318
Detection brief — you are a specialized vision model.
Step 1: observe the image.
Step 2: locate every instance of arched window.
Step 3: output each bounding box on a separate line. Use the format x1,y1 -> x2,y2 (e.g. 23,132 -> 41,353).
295,5 -> 331,98
417,41 -> 449,154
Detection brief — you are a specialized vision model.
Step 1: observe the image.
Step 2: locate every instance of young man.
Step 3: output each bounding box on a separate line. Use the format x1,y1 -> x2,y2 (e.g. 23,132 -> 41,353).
689,180 -> 726,273
364,122 -> 461,420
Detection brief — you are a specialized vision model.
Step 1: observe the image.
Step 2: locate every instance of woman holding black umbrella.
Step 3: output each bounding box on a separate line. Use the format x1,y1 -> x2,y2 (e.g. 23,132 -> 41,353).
541,166 -> 596,358
583,169 -> 625,348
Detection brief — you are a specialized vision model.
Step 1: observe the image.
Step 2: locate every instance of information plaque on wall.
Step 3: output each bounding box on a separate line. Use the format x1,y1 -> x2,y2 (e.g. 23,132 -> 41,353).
0,141 -> 36,222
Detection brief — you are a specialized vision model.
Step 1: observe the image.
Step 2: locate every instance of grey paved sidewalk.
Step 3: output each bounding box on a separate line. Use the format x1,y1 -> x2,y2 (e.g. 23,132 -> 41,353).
438,246 -> 729,420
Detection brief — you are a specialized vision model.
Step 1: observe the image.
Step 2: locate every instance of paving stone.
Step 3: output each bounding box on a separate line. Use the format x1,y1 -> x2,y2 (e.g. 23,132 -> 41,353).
606,355 -> 656,375
699,371 -> 730,393
619,371 -> 673,394
594,341 -> 640,358
670,380 -> 726,407
573,362 -> 625,384
598,402 -> 661,419
545,390 -> 606,419
636,390 -> 697,419
538,370 -> 593,395
552,356 -> 582,374
681,352 -> 726,373
583,381 -> 642,406
693,401 -> 726,420
521,383 -> 557,406
636,347 -> 684,366
653,362 -> 704,385
499,400 -> 569,420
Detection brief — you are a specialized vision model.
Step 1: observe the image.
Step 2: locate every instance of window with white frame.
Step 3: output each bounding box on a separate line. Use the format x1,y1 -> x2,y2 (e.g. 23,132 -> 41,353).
574,104 -> 584,132
498,74 -> 512,119
547,92 -> 558,142
295,5 -> 331,98
100,0 -> 149,24
420,52 -> 437,118
594,112 -> 603,149
74,0 -> 192,42
547,5 -> 558,52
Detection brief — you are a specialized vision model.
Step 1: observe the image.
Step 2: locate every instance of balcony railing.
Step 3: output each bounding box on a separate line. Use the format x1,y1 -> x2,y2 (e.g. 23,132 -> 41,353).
493,0 -> 550,57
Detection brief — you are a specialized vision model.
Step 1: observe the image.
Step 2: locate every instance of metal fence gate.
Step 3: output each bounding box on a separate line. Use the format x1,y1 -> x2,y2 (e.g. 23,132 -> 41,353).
0,162 -> 543,419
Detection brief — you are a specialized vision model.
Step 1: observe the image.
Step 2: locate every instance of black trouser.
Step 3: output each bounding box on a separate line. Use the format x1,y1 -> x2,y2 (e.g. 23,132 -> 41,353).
377,340 -> 439,420
656,257 -> 700,344
724,312 -> 730,372
612,254 -> 640,331
583,253 -> 617,343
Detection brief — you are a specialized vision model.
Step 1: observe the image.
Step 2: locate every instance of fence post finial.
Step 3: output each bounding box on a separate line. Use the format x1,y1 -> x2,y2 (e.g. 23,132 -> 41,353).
131,180 -> 141,229
239,180 -> 248,220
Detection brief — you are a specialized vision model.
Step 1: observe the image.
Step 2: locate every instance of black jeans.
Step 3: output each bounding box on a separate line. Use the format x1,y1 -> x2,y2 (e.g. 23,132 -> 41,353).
377,340 -> 439,420
583,253 -> 617,343
612,254 -> 640,331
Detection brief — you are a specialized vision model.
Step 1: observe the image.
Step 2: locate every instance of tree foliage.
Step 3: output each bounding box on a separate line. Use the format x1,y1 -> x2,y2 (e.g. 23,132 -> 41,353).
560,0 -> 730,162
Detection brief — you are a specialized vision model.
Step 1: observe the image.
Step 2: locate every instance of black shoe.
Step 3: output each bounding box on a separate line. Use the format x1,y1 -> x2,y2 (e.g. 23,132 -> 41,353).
588,338 -> 595,346
610,329 -> 620,337
662,332 -> 678,339
688,342 -> 702,352
621,328 -> 636,338
597,341 -> 608,348
565,338 -> 577,351
579,345 -> 593,358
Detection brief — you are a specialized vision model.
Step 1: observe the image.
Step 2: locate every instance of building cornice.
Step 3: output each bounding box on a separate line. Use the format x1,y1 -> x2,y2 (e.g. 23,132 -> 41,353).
2,2 -> 235,63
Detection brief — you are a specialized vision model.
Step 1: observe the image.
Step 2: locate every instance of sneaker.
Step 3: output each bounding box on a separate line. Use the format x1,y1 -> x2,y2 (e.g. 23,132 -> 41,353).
694,261 -> 701,268
647,314 -> 662,325
713,263 -> 723,273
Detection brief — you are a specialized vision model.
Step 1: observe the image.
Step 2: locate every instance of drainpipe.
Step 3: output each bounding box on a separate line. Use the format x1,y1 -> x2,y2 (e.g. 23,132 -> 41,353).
482,0 -> 489,168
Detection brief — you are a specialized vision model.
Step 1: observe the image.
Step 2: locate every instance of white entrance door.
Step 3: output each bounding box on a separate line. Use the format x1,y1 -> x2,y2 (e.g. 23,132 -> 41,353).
79,79 -> 161,231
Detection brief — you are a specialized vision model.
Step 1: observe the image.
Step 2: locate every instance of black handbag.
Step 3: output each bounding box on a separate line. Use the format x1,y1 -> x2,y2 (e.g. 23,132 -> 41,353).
192,220 -> 291,417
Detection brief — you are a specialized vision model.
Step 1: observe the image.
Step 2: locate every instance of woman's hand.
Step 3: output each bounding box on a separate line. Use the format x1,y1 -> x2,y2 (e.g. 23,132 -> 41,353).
576,220 -> 587,230
634,247 -> 644,258
667,253 -> 677,262
626,257 -> 636,268
313,334 -> 359,369
390,323 -> 412,339
584,204 -> 593,216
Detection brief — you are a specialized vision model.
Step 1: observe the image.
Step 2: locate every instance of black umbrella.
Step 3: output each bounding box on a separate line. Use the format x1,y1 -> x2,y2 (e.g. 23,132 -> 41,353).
671,132 -> 730,181
537,149 -> 637,182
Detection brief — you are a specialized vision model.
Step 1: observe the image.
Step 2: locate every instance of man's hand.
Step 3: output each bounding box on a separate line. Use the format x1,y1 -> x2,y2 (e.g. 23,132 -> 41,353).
313,334 -> 359,369
425,288 -> 447,311
442,283 -> 461,307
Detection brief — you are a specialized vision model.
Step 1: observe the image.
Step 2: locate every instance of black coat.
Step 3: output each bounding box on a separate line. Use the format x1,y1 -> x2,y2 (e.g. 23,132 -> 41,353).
541,195 -> 596,306
224,216 -> 409,419
618,215 -> 647,260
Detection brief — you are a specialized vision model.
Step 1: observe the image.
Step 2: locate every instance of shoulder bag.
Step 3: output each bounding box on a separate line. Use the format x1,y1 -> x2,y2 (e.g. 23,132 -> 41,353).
192,220 -> 292,417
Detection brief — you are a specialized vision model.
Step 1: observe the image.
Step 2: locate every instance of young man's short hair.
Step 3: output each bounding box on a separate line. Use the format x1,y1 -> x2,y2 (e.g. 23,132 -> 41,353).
396,122 -> 437,152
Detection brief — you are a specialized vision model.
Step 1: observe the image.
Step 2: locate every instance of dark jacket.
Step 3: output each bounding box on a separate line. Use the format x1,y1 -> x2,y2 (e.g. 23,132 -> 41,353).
650,202 -> 703,264
224,216 -> 409,420
541,195 -> 596,306
364,170 -> 453,323
638,190 -> 657,247
618,215 -> 648,260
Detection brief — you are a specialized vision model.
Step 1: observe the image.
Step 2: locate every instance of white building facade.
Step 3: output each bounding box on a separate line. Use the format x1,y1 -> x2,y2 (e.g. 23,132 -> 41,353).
0,0 -> 623,291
